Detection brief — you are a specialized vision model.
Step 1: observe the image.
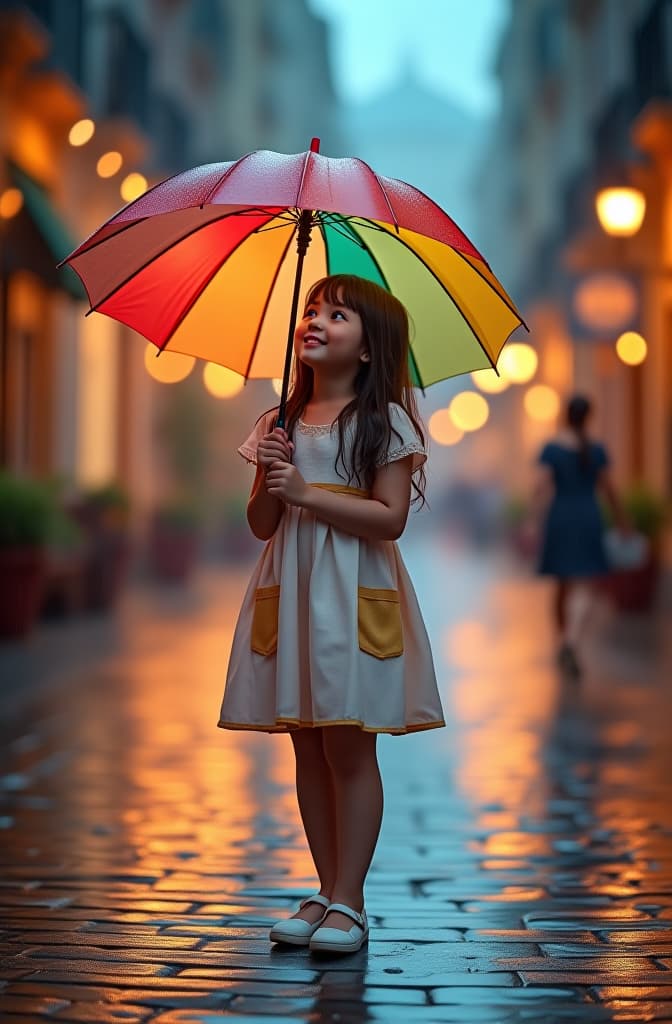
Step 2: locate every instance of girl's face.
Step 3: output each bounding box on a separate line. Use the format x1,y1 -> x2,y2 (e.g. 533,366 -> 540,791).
294,290 -> 369,374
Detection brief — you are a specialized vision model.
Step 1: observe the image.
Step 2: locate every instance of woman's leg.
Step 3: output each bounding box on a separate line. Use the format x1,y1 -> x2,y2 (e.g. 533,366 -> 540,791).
554,578 -> 569,636
320,725 -> 383,931
564,581 -> 594,651
289,728 -> 338,924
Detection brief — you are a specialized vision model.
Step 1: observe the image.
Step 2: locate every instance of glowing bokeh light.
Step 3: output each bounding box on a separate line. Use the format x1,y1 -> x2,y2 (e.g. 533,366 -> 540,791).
595,186 -> 646,237
144,344 -> 195,383
97,151 -> 123,178
616,331 -> 648,366
499,343 -> 538,384
471,368 -> 510,394
271,378 -> 284,396
449,391 -> 489,432
69,118 -> 95,146
524,384 -> 561,422
428,408 -> 464,446
203,363 -> 245,398
120,172 -> 148,202
0,188 -> 23,219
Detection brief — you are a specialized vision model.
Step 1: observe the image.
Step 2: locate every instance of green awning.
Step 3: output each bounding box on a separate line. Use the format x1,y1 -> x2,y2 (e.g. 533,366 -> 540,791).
9,164 -> 86,300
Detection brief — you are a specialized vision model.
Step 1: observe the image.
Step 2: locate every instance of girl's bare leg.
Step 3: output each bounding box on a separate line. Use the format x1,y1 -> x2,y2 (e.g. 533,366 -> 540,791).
289,728 -> 337,924
320,725 -> 383,931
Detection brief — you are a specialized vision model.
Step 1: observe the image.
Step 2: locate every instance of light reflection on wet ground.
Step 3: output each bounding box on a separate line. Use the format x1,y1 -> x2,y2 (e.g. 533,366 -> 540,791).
1,532 -> 672,1022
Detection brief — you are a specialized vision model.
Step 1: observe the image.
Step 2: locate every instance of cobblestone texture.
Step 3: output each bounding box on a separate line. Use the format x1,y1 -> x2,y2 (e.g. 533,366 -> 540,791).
1,535 -> 671,1022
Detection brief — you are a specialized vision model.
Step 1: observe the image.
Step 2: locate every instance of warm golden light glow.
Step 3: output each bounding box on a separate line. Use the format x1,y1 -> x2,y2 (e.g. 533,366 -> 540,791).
120,172 -> 148,202
97,151 -> 123,178
499,343 -> 538,384
0,188 -> 23,219
471,368 -> 510,394
616,331 -> 648,366
271,378 -> 284,396
428,408 -> 464,446
524,384 -> 560,423
203,363 -> 245,398
69,118 -> 95,146
449,391 -> 489,432
144,344 -> 195,383
595,186 -> 646,237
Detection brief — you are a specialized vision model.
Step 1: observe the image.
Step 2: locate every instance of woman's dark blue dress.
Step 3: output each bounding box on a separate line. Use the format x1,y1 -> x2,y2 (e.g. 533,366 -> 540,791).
537,440 -> 610,578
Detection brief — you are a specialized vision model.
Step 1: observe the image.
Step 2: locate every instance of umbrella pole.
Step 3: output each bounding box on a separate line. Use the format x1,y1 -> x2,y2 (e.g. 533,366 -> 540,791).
276,209 -> 313,430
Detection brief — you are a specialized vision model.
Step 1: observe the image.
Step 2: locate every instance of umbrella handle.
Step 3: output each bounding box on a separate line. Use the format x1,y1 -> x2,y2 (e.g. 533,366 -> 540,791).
277,209 -> 313,431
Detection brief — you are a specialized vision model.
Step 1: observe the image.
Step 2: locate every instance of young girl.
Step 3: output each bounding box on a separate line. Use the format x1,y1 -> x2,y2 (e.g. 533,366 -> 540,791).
218,274 -> 445,954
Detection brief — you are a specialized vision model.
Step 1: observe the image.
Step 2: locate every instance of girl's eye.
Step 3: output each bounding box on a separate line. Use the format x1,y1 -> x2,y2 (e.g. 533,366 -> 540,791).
304,308 -> 317,318
331,310 -> 346,320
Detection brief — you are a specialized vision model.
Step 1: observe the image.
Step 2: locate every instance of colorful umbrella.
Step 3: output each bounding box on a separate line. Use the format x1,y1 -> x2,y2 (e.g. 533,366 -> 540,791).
62,138 -> 526,426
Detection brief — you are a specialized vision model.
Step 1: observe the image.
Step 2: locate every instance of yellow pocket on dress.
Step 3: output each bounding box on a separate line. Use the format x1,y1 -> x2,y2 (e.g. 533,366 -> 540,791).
250,585 -> 280,655
357,586 -> 403,659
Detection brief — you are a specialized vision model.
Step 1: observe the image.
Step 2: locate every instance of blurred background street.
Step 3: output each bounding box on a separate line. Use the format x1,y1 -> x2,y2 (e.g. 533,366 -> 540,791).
1,0 -> 672,1020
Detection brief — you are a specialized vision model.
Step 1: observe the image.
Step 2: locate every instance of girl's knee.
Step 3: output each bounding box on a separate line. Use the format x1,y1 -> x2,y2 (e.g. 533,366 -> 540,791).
322,726 -> 377,776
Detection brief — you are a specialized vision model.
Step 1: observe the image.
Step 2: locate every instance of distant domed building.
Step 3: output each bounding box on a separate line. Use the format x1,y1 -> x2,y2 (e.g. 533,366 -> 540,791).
341,63 -> 487,242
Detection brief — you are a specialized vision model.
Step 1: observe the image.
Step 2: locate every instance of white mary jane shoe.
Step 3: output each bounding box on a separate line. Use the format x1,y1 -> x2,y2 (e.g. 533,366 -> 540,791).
269,893 -> 330,946
309,902 -> 369,954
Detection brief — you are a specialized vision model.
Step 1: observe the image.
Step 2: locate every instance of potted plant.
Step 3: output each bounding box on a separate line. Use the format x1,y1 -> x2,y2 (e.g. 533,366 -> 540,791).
148,496 -> 203,583
0,472 -> 53,638
605,484 -> 668,612
40,477 -> 88,620
69,482 -> 133,611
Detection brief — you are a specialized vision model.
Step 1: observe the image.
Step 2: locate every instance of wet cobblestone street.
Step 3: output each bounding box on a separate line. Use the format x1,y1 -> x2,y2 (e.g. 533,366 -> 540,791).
1,534 -> 672,1023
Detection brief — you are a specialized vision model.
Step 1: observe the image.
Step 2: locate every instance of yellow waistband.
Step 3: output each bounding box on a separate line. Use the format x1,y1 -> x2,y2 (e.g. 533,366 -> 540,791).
311,483 -> 370,499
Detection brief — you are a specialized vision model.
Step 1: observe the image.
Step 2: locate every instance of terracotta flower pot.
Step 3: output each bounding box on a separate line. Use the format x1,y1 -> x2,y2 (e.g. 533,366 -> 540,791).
0,546 -> 47,638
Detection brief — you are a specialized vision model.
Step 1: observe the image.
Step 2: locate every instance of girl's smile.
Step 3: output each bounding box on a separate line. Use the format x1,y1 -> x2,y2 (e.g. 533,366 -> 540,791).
294,293 -> 368,368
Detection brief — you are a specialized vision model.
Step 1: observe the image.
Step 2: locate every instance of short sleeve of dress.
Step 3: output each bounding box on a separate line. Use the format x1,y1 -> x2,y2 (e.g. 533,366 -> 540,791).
538,442 -> 556,467
593,442 -> 610,469
375,403 -> 427,476
238,409 -> 277,465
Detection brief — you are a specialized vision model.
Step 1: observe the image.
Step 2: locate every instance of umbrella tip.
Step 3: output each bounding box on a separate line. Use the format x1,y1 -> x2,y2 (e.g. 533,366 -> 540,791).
310,137 -> 320,153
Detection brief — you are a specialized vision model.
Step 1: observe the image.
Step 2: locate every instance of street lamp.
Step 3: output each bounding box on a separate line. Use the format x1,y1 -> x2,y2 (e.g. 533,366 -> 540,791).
595,186 -> 646,237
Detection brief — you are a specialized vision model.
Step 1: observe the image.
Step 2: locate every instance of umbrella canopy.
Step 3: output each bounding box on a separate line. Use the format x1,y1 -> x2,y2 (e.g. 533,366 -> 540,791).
63,140 -> 525,398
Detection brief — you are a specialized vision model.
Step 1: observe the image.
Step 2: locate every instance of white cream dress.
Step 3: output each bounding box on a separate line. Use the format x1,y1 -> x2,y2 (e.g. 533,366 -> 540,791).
217,403 -> 445,735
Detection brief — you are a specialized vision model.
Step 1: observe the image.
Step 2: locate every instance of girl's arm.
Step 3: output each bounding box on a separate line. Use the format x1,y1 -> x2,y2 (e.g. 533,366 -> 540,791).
247,463 -> 286,540
266,456 -> 414,541
245,426 -> 294,541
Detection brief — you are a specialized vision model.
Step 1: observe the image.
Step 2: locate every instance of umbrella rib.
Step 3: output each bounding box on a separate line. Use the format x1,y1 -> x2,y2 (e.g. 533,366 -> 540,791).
84,209 -> 279,316
295,147 -> 314,209
351,219 -> 504,372
447,248 -> 530,334
59,166 -> 191,265
242,225 -> 298,381
334,216 -> 424,391
155,219 -> 293,358
199,152 -> 252,207
351,157 -> 399,232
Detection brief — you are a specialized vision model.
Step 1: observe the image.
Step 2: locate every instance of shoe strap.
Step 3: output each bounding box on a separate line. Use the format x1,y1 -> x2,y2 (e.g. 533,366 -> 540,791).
300,893 -> 330,910
327,902 -> 365,927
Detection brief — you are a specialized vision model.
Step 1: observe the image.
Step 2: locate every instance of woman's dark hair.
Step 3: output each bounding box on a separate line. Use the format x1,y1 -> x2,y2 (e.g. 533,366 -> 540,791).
566,394 -> 593,472
259,274 -> 427,508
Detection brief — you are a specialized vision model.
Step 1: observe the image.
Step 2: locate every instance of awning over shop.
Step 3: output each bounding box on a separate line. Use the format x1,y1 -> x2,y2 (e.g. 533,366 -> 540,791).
5,164 -> 86,300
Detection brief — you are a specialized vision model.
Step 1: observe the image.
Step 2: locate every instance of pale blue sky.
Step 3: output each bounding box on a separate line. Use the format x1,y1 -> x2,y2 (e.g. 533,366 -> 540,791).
307,0 -> 509,115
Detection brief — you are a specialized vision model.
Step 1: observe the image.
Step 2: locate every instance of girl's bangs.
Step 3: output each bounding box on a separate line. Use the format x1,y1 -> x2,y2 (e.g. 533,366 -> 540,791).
305,276 -> 366,315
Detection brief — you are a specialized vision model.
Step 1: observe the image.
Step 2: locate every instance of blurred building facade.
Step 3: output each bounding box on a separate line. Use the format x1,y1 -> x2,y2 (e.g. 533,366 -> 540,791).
0,0 -> 340,520
478,0 -> 672,499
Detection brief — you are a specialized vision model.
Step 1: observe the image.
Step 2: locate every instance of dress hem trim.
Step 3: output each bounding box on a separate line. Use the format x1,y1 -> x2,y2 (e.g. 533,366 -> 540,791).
217,716 -> 446,735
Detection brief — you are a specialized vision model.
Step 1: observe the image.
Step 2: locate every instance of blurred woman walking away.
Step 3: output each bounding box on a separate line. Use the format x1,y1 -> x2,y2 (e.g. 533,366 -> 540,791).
529,395 -> 627,680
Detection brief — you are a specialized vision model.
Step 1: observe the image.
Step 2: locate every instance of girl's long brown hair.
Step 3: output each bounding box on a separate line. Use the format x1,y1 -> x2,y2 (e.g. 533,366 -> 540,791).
260,274 -> 427,508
